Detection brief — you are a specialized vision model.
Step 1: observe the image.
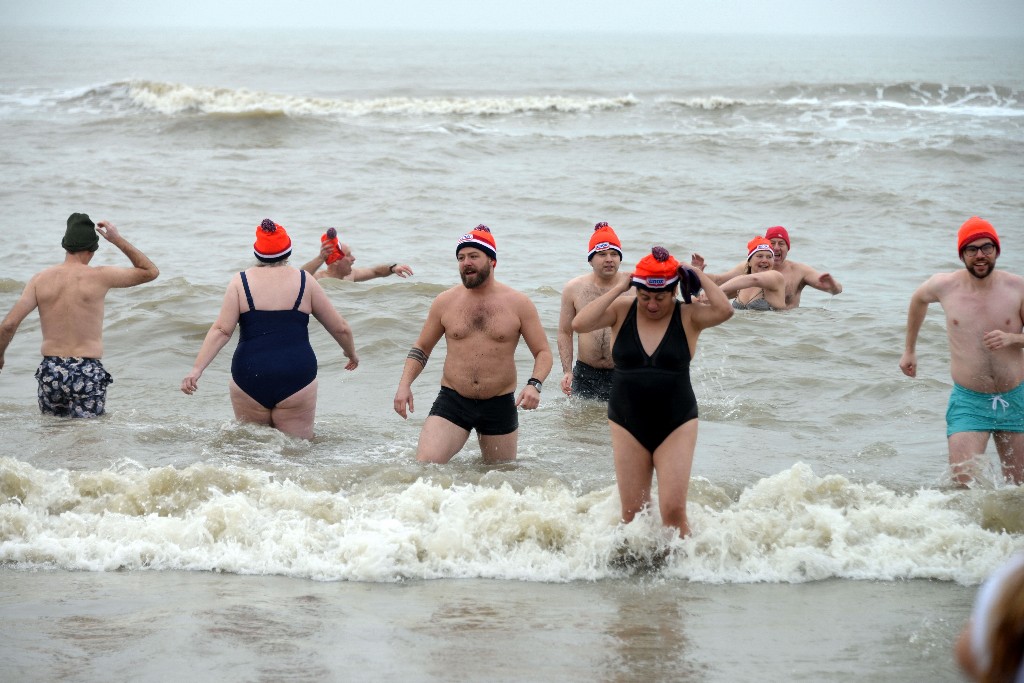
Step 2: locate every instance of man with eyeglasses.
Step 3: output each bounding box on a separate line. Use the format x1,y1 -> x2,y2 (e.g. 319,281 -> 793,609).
900,217 -> 1024,486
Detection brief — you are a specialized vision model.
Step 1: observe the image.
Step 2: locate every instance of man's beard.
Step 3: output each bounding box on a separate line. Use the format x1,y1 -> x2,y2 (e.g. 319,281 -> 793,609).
965,260 -> 994,279
460,260 -> 492,288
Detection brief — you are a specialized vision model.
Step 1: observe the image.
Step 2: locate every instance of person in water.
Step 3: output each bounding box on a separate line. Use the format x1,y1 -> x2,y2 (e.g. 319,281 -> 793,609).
900,217 -> 1024,485
572,246 -> 732,536
718,236 -> 787,311
393,225 -> 552,463
692,225 -> 842,309
557,222 -> 632,401
302,229 -> 413,282
181,219 -> 358,439
0,213 -> 159,417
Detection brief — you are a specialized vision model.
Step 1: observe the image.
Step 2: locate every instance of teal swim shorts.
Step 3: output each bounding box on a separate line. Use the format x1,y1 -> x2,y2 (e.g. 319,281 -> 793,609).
946,382 -> 1024,437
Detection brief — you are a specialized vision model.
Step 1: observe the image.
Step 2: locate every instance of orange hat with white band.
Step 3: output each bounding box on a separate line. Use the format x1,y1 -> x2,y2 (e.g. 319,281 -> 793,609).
631,246 -> 680,291
254,218 -> 292,263
747,236 -> 774,261
588,222 -> 623,261
456,224 -> 497,262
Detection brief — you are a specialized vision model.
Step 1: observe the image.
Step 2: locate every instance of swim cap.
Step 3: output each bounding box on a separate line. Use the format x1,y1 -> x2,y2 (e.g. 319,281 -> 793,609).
765,226 -> 790,249
456,224 -> 497,262
254,218 -> 292,263
62,212 -> 99,253
588,221 -> 623,261
747,236 -> 774,261
957,216 -> 1000,256
631,246 -> 680,291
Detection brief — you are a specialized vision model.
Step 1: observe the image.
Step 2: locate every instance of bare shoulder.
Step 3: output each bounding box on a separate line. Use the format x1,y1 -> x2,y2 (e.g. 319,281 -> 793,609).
433,285 -> 462,306
926,270 -> 962,292
997,270 -> 1024,290
501,283 -> 540,313
561,273 -> 589,294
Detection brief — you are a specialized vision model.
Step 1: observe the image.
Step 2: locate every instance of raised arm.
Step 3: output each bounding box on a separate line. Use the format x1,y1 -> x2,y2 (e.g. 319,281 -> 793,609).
691,253 -> 745,286
181,277 -> 242,395
95,221 -> 159,287
573,276 -> 632,334
801,263 -> 843,295
350,262 -> 414,282
300,242 -> 330,277
393,296 -> 446,419
899,275 -> 941,377
686,266 -> 733,332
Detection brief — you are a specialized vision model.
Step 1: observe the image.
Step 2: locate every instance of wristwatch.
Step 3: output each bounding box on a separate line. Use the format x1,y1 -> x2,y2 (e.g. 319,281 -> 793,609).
526,378 -> 543,392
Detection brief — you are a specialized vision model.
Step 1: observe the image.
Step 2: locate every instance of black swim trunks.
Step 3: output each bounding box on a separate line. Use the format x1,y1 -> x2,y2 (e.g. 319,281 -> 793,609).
428,386 -> 518,435
35,356 -> 113,418
571,360 -> 614,402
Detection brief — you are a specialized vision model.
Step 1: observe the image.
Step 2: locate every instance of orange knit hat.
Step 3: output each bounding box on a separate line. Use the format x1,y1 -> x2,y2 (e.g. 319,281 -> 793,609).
588,221 -> 623,261
254,218 -> 292,263
321,227 -> 345,265
747,236 -> 774,261
631,246 -> 680,291
957,216 -> 1000,256
765,226 -> 790,249
456,224 -> 497,262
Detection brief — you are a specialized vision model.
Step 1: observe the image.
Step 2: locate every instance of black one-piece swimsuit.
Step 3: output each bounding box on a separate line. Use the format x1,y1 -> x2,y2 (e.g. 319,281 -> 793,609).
608,299 -> 698,452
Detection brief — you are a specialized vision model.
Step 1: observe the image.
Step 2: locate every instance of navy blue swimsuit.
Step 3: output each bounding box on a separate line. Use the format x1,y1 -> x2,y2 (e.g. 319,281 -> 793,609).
231,270 -> 317,409
608,299 -> 698,453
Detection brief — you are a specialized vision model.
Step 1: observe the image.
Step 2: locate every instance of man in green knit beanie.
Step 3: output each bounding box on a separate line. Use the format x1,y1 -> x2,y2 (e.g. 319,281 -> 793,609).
0,213 -> 160,417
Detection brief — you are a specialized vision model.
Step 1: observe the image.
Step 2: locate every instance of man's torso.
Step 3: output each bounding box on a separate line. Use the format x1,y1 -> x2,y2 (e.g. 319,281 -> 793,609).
440,285 -> 523,398
939,270 -> 1024,392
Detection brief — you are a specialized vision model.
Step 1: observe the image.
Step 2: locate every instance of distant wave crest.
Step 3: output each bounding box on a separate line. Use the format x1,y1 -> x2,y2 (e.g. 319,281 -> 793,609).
125,80 -> 639,117
774,81 -> 1023,115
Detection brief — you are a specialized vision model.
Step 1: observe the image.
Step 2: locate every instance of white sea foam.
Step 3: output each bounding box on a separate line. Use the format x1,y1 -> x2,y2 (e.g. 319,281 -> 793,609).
125,80 -> 639,117
2,458 -> 1019,584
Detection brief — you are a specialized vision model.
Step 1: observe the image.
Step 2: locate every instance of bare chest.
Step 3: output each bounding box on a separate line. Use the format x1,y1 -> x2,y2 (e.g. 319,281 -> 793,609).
443,300 -> 520,343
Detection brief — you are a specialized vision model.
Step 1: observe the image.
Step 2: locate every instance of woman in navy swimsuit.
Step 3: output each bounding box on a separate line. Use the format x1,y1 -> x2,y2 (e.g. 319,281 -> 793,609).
181,219 -> 359,439
573,246 -> 732,536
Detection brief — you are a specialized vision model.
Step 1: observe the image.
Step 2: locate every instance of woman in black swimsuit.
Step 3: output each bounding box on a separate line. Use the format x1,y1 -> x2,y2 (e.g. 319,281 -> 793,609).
573,246 -> 732,536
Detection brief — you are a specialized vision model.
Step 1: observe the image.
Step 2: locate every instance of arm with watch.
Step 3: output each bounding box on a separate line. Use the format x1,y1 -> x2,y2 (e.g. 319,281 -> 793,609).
350,262 -> 414,282
514,294 -> 553,411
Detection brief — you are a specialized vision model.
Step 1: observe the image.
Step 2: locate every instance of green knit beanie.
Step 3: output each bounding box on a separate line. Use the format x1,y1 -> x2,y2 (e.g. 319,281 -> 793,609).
62,213 -> 99,252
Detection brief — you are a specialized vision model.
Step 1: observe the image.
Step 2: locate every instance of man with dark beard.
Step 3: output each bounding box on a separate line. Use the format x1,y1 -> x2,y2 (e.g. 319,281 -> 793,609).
900,217 -> 1024,486
393,225 -> 552,463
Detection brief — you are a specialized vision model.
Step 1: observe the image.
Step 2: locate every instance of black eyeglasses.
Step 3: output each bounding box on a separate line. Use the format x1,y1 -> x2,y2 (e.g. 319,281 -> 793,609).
963,243 -> 996,257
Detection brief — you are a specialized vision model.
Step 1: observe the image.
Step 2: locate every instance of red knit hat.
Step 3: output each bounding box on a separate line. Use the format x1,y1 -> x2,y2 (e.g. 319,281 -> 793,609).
588,221 -> 623,261
747,236 -> 774,261
456,224 -> 497,262
957,216 -> 1000,256
631,246 -> 680,291
254,218 -> 292,263
765,226 -> 790,249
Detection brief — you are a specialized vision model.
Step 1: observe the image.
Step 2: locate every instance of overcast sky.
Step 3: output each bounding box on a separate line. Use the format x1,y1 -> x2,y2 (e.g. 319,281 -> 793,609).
4,0 -> 1024,36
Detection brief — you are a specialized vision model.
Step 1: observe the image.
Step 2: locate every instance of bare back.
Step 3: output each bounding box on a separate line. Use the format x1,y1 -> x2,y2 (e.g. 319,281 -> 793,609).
438,282 -> 531,398
934,270 -> 1024,392
34,262 -> 120,358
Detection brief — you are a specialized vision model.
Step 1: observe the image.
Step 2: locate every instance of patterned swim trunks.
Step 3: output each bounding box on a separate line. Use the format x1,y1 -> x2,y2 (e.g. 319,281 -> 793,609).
34,356 -> 113,418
